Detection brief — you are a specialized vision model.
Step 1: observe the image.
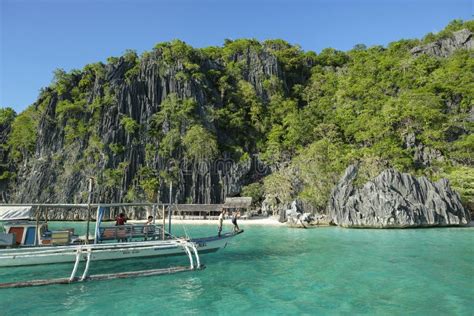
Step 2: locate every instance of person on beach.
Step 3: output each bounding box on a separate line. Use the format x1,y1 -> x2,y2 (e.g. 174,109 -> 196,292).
231,211 -> 240,232
218,209 -> 226,237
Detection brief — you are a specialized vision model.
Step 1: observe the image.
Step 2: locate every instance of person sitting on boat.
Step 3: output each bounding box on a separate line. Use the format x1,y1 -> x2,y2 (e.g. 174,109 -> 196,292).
115,213 -> 127,226
217,210 -> 226,237
231,211 -> 240,233
146,216 -> 153,226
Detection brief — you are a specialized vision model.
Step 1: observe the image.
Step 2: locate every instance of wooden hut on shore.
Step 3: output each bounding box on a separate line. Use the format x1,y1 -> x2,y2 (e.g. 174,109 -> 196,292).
222,197 -> 252,215
173,204 -> 223,220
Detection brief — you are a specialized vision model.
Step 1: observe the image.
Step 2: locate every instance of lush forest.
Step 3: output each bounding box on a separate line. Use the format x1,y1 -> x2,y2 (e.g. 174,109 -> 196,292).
1,20 -> 473,212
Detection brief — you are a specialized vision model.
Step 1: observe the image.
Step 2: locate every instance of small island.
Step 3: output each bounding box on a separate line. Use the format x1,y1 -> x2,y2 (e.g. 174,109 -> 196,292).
0,1 -> 473,314
1,22 -> 473,227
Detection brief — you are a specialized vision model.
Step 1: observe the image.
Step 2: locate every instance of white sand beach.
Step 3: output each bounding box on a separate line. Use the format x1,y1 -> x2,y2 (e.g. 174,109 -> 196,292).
130,217 -> 284,226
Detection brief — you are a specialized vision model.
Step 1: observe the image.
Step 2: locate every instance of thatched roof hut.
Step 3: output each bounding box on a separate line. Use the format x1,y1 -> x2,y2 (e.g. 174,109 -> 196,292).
222,197 -> 252,211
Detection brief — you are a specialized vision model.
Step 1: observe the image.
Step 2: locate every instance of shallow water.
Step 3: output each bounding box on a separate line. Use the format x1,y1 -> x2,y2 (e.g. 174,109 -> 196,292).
0,223 -> 473,315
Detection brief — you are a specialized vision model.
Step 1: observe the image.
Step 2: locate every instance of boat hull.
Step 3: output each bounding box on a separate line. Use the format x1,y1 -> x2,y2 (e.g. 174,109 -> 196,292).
0,233 -> 236,267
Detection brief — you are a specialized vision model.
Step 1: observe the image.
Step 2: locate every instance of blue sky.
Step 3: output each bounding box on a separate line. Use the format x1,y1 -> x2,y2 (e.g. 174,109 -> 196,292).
0,0 -> 472,113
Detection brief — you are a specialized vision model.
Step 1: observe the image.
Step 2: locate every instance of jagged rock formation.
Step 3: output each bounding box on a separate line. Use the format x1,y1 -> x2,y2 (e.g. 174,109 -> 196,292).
328,165 -> 470,228
404,132 -> 444,168
262,195 -> 316,221
284,200 -> 315,227
0,117 -> 13,201
262,195 -> 288,221
411,29 -> 473,57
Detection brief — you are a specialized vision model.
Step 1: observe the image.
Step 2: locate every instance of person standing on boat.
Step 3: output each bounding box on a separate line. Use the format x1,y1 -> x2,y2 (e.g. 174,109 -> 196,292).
115,213 -> 128,242
217,209 -> 226,237
144,216 -> 154,240
231,211 -> 240,233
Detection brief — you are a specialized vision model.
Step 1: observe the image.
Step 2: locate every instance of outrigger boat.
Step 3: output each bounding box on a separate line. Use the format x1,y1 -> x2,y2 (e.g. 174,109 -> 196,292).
0,202 -> 243,288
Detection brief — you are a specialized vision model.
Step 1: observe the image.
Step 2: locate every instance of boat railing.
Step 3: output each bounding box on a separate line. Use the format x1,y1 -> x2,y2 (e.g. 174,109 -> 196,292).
98,224 -> 164,242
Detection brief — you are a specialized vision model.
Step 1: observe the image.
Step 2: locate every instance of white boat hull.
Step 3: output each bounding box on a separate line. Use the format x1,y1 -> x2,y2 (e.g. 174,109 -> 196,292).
0,233 -> 236,267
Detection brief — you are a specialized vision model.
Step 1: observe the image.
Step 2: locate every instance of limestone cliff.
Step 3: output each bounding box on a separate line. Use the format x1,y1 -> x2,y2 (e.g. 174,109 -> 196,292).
5,42 -> 283,204
328,165 -> 470,228
411,29 -> 473,57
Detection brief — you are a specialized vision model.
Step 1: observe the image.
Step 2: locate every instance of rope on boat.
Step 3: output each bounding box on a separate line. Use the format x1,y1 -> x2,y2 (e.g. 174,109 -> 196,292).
173,204 -> 192,240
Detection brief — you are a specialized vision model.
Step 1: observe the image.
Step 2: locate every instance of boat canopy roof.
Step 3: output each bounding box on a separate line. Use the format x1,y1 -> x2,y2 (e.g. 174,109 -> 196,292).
0,203 -> 173,221
0,206 -> 34,221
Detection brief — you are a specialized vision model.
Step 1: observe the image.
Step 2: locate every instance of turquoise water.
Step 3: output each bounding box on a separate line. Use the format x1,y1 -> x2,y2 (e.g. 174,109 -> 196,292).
0,223 -> 473,315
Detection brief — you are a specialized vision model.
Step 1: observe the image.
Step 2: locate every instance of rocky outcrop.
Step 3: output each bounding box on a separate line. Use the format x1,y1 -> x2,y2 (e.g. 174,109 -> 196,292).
262,195 -> 289,221
328,165 -> 470,228
404,132 -> 444,168
285,200 -> 315,227
230,47 -> 284,101
411,29 -> 473,57
0,114 -> 14,202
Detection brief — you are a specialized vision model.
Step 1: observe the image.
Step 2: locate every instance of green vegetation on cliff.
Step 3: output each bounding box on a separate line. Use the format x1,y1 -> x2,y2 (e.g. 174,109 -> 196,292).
1,20 -> 473,210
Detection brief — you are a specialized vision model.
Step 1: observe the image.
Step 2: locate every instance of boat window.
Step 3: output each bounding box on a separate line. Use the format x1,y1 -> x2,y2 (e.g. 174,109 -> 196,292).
9,227 -> 25,245
24,227 -> 36,245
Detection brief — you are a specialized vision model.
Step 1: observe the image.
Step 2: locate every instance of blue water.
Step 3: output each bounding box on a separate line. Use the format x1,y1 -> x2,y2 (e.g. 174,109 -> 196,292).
0,223 -> 473,315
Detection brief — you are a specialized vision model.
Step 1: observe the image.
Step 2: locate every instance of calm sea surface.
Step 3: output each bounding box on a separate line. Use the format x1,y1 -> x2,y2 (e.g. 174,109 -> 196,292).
0,222 -> 473,315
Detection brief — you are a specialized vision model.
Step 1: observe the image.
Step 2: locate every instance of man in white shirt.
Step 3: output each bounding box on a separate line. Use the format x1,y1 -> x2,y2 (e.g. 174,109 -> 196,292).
217,209 -> 227,237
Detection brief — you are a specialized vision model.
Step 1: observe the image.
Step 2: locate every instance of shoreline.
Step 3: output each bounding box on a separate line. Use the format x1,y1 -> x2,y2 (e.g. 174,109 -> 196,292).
129,217 -> 285,226
48,218 -> 474,228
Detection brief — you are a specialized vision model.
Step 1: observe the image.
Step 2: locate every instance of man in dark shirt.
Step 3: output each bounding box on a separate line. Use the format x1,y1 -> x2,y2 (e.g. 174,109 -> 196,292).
115,213 -> 127,225
115,213 -> 128,242
231,211 -> 240,232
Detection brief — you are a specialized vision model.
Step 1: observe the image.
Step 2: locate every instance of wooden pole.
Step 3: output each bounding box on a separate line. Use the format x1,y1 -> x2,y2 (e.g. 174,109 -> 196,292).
168,182 -> 172,235
34,206 -> 40,246
93,205 -> 101,244
162,204 -> 165,240
154,186 -> 160,226
85,178 -> 94,245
